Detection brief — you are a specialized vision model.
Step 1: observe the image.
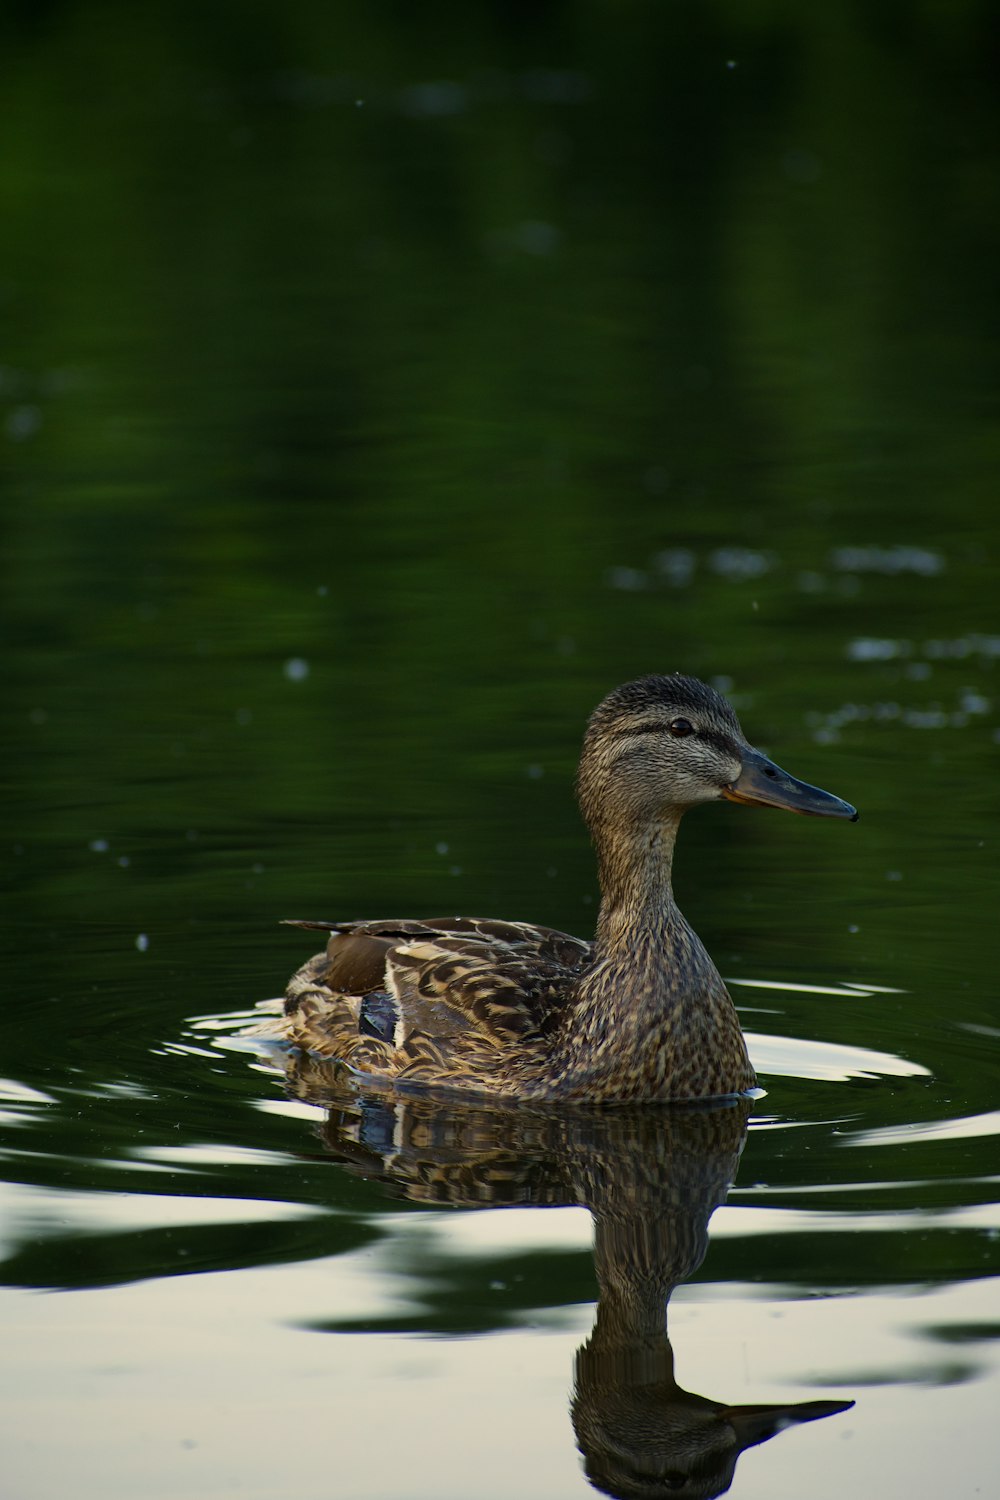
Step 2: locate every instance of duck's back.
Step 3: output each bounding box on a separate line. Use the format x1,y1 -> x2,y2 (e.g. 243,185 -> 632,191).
281,916 -> 593,1096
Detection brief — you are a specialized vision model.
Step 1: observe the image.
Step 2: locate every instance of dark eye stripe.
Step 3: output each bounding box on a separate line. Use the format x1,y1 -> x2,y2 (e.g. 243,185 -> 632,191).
616,720 -> 696,738
614,721 -> 741,758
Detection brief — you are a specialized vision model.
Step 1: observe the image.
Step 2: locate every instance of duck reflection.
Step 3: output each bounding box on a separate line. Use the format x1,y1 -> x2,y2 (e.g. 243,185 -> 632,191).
282,1053 -> 852,1499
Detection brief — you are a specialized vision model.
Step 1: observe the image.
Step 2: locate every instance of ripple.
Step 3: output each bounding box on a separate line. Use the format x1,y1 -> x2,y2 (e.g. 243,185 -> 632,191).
731,978 -> 903,998
0,1077 -> 57,1130
195,1007 -> 926,1093
844,1110 -> 1000,1148
746,1031 -> 930,1083
132,1142 -> 301,1169
188,1003 -> 282,1037
0,1078 -> 54,1108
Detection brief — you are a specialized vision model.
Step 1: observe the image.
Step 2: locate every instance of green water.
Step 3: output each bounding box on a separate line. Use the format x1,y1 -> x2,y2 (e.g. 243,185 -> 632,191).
2,6 -> 998,1497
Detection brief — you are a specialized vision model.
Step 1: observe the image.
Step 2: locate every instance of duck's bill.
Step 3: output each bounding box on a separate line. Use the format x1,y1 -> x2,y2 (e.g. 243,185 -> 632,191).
721,748 -> 858,820
720,1398 -> 855,1450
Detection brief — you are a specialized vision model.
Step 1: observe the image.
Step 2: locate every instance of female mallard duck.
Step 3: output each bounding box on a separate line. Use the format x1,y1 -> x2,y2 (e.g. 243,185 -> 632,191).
280,674 -> 857,1102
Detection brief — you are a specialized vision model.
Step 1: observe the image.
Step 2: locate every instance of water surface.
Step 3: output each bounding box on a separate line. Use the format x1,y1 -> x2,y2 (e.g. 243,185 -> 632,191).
2,7 -> 998,1498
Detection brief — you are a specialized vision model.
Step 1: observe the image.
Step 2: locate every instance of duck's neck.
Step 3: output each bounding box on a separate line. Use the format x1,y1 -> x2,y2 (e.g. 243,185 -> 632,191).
547,811 -> 754,1101
592,814 -> 683,959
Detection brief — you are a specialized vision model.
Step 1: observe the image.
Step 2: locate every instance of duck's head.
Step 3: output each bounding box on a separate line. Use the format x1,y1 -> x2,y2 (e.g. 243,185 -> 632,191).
577,674 -> 857,833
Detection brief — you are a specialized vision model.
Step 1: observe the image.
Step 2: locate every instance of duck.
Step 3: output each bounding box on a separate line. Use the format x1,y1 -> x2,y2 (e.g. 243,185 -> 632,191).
278,674 -> 857,1103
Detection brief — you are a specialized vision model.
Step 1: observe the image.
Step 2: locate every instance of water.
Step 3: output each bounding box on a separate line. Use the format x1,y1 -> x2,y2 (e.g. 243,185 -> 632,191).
2,8 -> 999,1497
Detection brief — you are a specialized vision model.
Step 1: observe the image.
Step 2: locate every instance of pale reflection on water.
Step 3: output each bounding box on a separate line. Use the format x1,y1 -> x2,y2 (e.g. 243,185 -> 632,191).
5,1264 -> 995,1500
3,1052 -> 999,1500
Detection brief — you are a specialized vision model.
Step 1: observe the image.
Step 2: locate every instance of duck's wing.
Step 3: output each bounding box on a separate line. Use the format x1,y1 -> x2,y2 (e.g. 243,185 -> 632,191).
282,916 -> 593,1089
285,914 -> 588,956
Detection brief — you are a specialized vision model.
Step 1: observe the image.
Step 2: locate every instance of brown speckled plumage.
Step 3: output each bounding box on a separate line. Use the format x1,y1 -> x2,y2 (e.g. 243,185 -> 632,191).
275,674 -> 857,1102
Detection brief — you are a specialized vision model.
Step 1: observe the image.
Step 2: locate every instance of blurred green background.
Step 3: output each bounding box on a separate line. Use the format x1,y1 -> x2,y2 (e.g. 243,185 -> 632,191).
1,0 -> 997,1105
1,15 -> 999,1500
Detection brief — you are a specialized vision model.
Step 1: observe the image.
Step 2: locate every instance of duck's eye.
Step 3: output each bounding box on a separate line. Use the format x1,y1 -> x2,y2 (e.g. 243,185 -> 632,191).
669,717 -> 695,737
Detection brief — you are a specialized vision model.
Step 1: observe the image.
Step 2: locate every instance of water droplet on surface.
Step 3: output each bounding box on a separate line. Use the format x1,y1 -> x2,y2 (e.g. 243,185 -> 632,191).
710,547 -> 772,580
513,220 -> 560,256
653,547 -> 694,585
847,637 -> 910,662
5,404 -> 41,440
606,565 -> 648,591
398,80 -> 468,117
643,467 -> 671,496
782,147 -> 822,184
